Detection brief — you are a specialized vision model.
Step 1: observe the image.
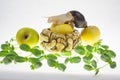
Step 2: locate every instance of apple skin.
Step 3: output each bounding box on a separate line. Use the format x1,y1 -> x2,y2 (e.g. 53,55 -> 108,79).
80,26 -> 100,45
16,27 -> 39,47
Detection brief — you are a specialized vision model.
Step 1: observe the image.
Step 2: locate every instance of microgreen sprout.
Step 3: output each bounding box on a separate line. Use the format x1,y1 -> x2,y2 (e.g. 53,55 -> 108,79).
0,39 -> 117,75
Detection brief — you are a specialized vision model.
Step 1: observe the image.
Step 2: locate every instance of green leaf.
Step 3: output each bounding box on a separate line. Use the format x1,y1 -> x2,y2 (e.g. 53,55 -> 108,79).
11,45 -> 15,51
1,44 -> 10,51
47,59 -> 57,67
0,51 -> 8,57
58,63 -> 66,71
47,54 -> 57,60
74,46 -> 85,55
64,58 -> 69,64
32,46 -> 40,49
2,50 -> 17,64
83,56 -> 90,63
9,50 -> 18,56
91,60 -> 97,68
97,48 -> 104,54
86,45 -> 93,52
3,57 -> 12,64
94,40 -> 101,46
15,56 -> 27,63
28,57 -> 42,70
31,49 -> 43,57
5,52 -> 17,60
30,62 -> 42,70
101,45 -> 109,50
40,50 -> 44,54
1,42 -> 14,51
106,50 -> 116,58
84,64 -> 93,71
20,44 -> 31,51
62,51 -> 71,56
109,61 -> 116,69
87,53 -> 93,59
100,54 -> 111,62
28,57 -> 40,64
54,53 -> 61,57
95,69 -> 99,75
10,38 -> 15,42
70,56 -> 81,63
83,56 -> 91,63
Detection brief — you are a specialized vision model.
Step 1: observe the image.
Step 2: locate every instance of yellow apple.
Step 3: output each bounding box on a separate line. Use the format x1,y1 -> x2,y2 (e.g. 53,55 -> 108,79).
80,26 -> 100,45
16,27 -> 39,47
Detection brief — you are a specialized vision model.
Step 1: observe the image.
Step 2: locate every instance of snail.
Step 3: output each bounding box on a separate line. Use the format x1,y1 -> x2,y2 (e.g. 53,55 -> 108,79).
48,10 -> 87,28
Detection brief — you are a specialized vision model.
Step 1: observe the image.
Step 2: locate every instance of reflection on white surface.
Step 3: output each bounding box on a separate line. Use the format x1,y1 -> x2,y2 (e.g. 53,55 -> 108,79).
0,0 -> 120,79
0,70 -> 120,80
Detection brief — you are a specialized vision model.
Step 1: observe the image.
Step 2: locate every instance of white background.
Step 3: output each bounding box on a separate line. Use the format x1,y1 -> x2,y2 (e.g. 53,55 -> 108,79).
0,0 -> 120,80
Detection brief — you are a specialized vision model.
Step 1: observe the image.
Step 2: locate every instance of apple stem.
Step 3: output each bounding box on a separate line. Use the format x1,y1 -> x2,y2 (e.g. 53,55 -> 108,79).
23,34 -> 29,40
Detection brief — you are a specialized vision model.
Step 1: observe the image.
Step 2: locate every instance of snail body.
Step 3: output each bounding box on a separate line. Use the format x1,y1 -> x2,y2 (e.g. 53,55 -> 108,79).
48,10 -> 87,28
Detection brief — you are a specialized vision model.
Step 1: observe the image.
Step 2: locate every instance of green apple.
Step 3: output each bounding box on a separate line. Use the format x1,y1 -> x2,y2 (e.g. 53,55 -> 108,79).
16,27 -> 39,47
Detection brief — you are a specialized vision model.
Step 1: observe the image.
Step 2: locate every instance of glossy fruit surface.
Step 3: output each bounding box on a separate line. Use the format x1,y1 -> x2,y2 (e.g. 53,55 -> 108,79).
80,26 -> 100,45
16,27 -> 39,47
50,24 -> 74,34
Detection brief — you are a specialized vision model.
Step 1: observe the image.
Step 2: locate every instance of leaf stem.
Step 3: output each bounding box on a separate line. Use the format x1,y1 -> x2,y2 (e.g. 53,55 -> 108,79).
98,63 -> 108,69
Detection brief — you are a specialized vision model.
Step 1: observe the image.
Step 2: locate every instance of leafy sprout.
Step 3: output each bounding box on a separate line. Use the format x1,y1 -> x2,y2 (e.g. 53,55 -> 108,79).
0,39 -> 117,75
